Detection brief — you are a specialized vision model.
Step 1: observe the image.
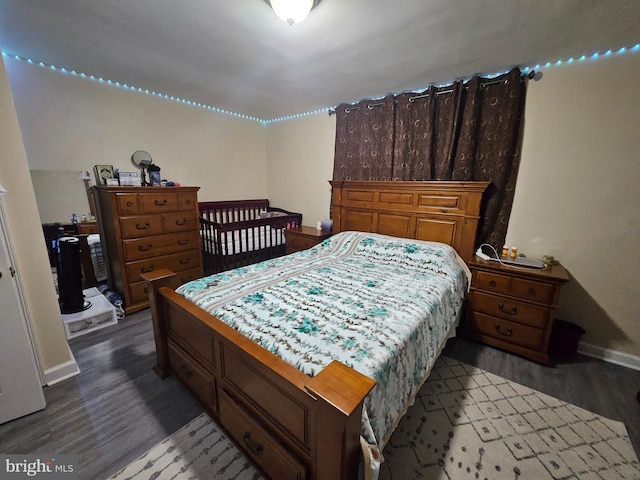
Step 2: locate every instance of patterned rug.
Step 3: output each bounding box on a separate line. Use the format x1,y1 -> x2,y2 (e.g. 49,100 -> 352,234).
107,357 -> 640,480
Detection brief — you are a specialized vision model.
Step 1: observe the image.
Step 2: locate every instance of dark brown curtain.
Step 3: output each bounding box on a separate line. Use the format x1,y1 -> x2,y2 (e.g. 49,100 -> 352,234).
332,68 -> 527,248
393,82 -> 464,180
453,68 -> 527,247
332,95 -> 395,181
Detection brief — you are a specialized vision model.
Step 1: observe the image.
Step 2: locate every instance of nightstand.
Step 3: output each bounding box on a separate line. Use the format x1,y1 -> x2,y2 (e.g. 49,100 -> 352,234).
286,226 -> 332,254
461,258 -> 569,365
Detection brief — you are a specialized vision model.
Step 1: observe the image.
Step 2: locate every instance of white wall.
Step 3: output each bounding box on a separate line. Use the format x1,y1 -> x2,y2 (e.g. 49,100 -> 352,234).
508,52 -> 640,358
0,55 -> 73,374
5,58 -> 268,207
265,114 -> 336,224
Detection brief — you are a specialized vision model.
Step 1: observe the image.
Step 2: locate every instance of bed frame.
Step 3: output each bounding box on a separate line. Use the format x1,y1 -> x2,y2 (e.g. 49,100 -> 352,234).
144,181 -> 488,480
199,199 -> 302,275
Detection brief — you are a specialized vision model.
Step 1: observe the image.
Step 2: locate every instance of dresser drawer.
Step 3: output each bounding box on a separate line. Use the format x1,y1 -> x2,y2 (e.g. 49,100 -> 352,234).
473,270 -> 510,294
116,193 -> 139,215
467,311 -> 544,351
219,390 -> 308,480
120,216 -> 164,238
472,291 -> 548,329
126,249 -> 201,280
179,192 -> 198,211
128,281 -> 151,305
172,267 -> 203,286
168,341 -> 216,410
511,277 -> 554,304
139,192 -> 180,213
163,211 -> 199,233
129,266 -> 202,305
123,231 -> 199,261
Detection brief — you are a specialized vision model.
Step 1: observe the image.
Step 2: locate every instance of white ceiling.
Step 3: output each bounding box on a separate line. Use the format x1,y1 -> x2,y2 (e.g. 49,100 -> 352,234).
1,0 -> 639,121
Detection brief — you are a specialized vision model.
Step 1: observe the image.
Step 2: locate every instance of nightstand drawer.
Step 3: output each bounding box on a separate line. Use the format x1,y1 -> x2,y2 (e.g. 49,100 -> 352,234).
473,270 -> 510,294
511,277 -> 554,304
287,235 -> 319,251
285,226 -> 331,254
464,259 -> 569,365
472,291 -> 548,328
467,311 -> 544,351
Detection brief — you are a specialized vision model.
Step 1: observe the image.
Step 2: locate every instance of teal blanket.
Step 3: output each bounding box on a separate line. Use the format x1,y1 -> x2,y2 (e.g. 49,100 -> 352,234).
177,231 -> 468,449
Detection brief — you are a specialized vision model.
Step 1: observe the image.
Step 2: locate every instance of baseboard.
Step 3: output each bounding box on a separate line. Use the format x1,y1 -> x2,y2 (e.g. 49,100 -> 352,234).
577,341 -> 640,371
42,346 -> 80,386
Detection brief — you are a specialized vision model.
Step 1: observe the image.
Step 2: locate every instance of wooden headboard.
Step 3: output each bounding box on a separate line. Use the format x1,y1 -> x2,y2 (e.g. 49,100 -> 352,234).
330,180 -> 490,262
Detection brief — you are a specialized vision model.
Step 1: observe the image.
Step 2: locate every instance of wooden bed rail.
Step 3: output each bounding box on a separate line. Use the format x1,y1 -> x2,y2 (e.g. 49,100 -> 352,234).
143,269 -> 376,480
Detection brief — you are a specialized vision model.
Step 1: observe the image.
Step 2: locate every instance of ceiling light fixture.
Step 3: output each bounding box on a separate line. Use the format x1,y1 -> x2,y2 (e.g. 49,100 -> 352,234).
266,0 -> 320,26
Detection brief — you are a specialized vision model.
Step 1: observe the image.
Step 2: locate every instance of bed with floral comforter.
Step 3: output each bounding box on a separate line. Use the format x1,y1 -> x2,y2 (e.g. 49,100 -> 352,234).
176,230 -> 469,457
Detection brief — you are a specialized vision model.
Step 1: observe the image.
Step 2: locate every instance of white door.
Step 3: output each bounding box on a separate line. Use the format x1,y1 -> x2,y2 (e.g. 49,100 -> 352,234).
0,204 -> 46,424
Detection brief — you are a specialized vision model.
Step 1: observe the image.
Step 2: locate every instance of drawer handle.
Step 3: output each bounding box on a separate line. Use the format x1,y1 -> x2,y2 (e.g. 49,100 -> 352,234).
184,199 -> 192,205
175,219 -> 188,226
528,288 -> 537,296
489,280 -> 497,287
136,222 -> 150,230
138,244 -> 152,252
498,303 -> 517,315
179,365 -> 194,379
179,258 -> 191,265
177,239 -> 190,246
243,432 -> 264,456
154,199 -> 168,206
141,266 -> 155,273
495,323 -> 513,336
126,201 -> 133,207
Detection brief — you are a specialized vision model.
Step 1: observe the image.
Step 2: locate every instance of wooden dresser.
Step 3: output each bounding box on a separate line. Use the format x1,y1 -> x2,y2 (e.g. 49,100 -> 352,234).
91,186 -> 203,314
461,258 -> 569,365
285,226 -> 332,254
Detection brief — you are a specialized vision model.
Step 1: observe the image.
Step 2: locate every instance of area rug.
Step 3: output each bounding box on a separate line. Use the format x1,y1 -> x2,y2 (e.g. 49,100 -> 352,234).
107,357 -> 640,480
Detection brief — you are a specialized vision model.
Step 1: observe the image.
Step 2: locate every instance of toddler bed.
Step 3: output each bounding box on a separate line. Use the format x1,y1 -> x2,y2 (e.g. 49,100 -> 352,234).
144,181 -> 489,480
199,199 -> 302,275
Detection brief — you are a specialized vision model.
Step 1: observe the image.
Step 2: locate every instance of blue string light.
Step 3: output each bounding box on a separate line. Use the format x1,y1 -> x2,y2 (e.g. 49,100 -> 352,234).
2,42 -> 640,124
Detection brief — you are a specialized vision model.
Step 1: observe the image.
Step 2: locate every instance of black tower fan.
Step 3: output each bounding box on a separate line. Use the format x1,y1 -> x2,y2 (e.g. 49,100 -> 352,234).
57,237 -> 91,314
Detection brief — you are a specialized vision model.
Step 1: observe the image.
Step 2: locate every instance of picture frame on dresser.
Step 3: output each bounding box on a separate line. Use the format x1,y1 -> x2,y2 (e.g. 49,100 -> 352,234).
93,165 -> 115,185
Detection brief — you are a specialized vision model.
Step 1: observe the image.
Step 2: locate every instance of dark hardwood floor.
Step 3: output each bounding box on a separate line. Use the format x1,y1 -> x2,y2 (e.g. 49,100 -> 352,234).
1,309 -> 639,479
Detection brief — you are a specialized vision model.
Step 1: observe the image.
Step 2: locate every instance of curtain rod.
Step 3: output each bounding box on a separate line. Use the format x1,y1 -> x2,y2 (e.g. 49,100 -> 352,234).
328,70 -> 538,115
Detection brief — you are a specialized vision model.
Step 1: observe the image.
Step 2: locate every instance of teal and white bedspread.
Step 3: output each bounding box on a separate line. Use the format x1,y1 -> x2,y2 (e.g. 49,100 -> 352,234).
177,231 -> 469,451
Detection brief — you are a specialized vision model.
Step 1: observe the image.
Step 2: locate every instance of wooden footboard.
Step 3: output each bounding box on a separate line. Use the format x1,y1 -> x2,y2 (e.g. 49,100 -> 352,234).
143,269 -> 375,480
